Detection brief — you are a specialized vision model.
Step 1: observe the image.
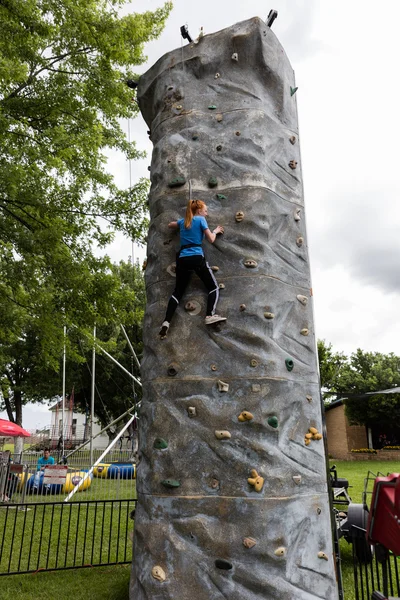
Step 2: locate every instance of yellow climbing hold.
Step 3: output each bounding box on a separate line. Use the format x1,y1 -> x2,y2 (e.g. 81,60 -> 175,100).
238,411 -> 254,422
247,469 -> 264,492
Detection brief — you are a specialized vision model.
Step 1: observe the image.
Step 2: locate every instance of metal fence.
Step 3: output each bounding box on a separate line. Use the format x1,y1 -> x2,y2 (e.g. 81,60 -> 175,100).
351,528 -> 400,600
0,498 -> 136,575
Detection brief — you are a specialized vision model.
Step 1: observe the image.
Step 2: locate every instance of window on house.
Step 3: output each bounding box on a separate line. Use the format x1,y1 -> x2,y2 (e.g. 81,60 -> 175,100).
72,419 -> 77,436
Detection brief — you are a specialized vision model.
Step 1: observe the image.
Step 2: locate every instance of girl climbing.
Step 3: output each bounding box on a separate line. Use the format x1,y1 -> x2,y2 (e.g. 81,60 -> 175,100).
159,199 -> 226,338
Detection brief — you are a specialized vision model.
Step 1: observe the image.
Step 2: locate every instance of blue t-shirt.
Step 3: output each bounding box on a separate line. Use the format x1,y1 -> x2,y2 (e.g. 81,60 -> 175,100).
37,456 -> 55,471
177,216 -> 208,257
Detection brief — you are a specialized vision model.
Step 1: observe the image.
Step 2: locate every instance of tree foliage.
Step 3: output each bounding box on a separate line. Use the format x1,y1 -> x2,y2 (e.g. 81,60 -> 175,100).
0,0 -> 172,424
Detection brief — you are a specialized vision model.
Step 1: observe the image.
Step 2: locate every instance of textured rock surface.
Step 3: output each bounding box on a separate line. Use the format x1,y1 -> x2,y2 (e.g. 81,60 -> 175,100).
131,16 -> 339,600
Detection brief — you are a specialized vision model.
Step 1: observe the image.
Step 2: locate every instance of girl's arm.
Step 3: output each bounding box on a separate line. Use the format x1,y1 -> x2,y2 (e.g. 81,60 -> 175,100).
168,221 -> 179,229
204,225 -> 224,244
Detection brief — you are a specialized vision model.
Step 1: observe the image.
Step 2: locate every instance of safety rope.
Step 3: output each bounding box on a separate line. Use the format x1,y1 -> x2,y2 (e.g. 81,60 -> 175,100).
181,31 -> 192,201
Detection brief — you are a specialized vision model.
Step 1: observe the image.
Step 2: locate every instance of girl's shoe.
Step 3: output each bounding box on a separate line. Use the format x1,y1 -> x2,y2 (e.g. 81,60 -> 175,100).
205,315 -> 227,325
159,321 -> 170,338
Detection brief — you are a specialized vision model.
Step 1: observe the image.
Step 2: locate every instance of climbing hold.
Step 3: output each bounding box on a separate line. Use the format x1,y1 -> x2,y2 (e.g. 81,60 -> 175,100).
289,135 -> 296,145
293,475 -> 302,485
167,364 -> 178,377
289,160 -> 297,170
247,469 -> 264,492
215,430 -> 232,440
216,144 -> 222,151
250,358 -> 258,368
305,438 -> 310,446
208,176 -> 218,188
306,395 -> 312,403
217,380 -> 229,392
187,406 -> 197,418
244,259 -> 257,268
210,364 -> 217,371
211,478 -> 219,489
317,507 -> 322,515
318,551 -> 329,561
274,547 -> 286,557
192,134 -> 199,140
315,433 -> 323,440
285,358 -> 294,371
231,52 -> 238,61
297,294 -> 308,306
305,433 -> 313,440
175,104 -> 183,110
264,312 -> 275,319
211,265 -> 219,272
235,131 -> 241,136
161,479 -> 181,488
294,208 -> 301,221
290,86 -> 298,96
142,259 -> 147,271
252,384 -> 261,392
239,304 -> 246,311
243,537 -> 257,549
168,177 -> 186,188
184,300 -> 201,315
153,438 -> 168,450
238,411 -> 254,422
185,301 -> 196,312
215,559 -> 232,570
300,328 -> 309,336
296,236 -> 304,247
216,113 -> 223,122
235,211 -> 244,222
216,194 -> 226,200
309,427 -> 318,435
208,105 -> 217,110
167,86 -> 174,91
218,283 -> 225,289
267,416 -> 279,429
147,166 -> 151,171
151,566 -> 166,582
214,72 -> 220,79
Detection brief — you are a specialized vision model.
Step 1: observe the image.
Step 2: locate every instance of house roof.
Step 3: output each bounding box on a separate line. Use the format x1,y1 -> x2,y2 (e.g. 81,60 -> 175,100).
324,387 -> 400,411
49,398 -> 73,411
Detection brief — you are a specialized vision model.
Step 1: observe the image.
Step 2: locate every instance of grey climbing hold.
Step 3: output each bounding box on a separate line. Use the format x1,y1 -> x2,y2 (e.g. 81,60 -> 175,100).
216,194 -> 226,200
239,304 -> 246,311
264,312 -> 274,319
294,208 -> 301,221
243,537 -> 257,549
296,236 -> 304,247
318,551 -> 329,561
216,144 -> 222,151
168,177 -> 186,188
235,211 -> 244,222
244,259 -> 257,268
215,72 -> 221,79
296,294 -> 308,306
306,395 -> 313,403
300,328 -> 309,336
210,364 -> 217,371
290,86 -> 298,96
293,475 -> 302,485
215,559 -> 232,570
317,507 -> 322,515
231,52 -> 238,61
289,160 -> 297,170
250,358 -> 258,368
208,176 -> 218,187
218,283 -> 225,289
153,438 -> 168,450
217,380 -> 229,392
187,406 -> 197,417
184,300 -> 201,315
285,358 -> 294,371
161,479 -> 181,488
167,364 -> 178,377
274,547 -> 286,557
289,135 -> 296,144
215,430 -> 232,440
267,416 -> 279,429
151,566 -> 166,582
208,105 -> 217,110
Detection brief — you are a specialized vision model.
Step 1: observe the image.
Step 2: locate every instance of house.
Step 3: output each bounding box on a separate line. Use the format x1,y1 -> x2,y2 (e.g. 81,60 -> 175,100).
49,398 -> 110,450
325,399 -> 368,459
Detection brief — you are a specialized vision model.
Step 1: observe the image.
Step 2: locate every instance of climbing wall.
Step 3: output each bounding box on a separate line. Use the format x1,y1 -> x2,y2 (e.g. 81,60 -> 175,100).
131,17 -> 339,600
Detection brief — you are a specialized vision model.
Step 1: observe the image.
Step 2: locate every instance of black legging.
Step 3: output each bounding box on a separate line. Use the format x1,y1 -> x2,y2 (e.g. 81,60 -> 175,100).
164,255 -> 219,322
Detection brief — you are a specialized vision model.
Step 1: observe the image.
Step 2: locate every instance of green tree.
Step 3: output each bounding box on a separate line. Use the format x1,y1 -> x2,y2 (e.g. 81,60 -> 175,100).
317,339 -> 348,400
0,0 -> 172,426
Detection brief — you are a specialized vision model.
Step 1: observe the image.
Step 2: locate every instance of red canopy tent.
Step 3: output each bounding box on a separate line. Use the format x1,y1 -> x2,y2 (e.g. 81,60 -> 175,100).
0,419 -> 31,438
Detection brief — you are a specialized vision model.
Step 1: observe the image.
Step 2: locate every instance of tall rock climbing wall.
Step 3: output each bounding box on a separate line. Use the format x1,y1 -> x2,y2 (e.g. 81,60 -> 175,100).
131,17 -> 339,600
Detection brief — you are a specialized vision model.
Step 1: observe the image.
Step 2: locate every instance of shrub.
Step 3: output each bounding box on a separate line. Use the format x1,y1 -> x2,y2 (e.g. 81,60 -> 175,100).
350,448 -> 378,454
382,445 -> 400,450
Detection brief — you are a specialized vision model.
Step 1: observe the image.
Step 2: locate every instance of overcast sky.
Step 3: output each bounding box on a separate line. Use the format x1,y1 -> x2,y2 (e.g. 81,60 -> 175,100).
5,1 -> 400,430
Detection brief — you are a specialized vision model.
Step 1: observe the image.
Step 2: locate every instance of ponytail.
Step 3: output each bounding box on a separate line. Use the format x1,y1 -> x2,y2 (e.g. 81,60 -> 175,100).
184,199 -> 205,229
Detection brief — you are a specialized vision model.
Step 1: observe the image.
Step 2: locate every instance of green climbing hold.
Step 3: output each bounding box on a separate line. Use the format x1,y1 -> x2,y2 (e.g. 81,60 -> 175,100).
168,177 -> 186,188
285,358 -> 294,371
268,416 -> 279,429
208,105 -> 217,110
290,86 -> 298,96
208,177 -> 218,188
154,438 -> 168,450
216,194 -> 226,200
161,479 -> 181,488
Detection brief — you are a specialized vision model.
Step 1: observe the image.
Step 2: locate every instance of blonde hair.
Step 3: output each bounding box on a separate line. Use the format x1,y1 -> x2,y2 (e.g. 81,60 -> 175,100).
184,199 -> 205,229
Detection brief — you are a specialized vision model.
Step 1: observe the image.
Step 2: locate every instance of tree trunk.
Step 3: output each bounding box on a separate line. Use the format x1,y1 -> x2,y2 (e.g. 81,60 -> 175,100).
131,17 -> 339,600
